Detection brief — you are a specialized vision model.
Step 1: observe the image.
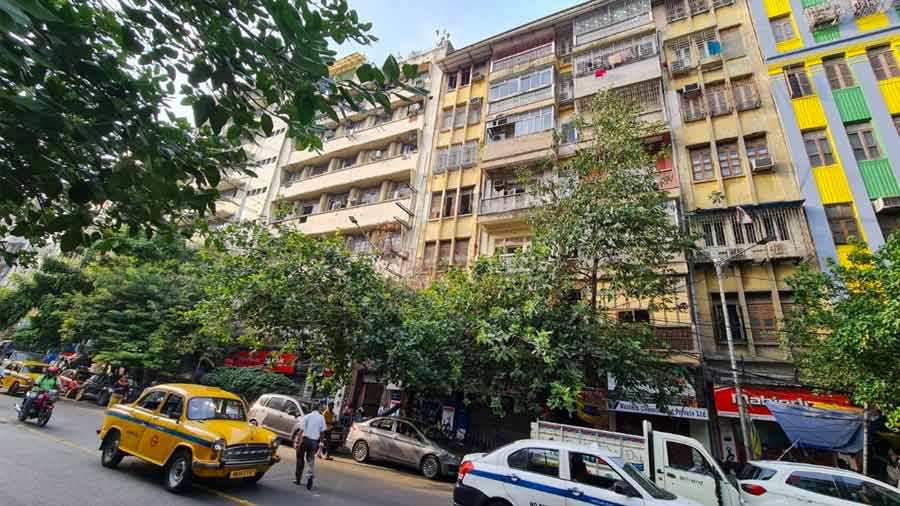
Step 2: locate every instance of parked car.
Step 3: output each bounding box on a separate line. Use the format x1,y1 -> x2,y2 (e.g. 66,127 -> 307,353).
247,394 -> 305,442
74,373 -> 116,404
344,416 -> 462,479
455,439 -> 703,506
58,368 -> 93,398
1,360 -> 50,395
738,460 -> 900,505
97,384 -> 281,493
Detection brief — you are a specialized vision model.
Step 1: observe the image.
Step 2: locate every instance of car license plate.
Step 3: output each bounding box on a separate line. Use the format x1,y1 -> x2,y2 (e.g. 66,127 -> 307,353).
229,469 -> 257,479
331,433 -> 342,441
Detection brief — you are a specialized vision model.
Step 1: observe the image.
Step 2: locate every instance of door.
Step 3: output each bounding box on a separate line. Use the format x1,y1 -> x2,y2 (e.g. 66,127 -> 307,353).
504,447 -> 567,506
141,393 -> 184,464
123,390 -> 166,453
275,399 -> 302,436
0,363 -> 15,390
366,418 -> 396,459
656,437 -> 724,506
393,421 -> 428,465
564,450 -> 645,506
260,396 -> 287,435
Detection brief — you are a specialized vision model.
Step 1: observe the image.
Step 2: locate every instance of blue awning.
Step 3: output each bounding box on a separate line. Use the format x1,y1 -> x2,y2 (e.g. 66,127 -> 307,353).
765,402 -> 864,453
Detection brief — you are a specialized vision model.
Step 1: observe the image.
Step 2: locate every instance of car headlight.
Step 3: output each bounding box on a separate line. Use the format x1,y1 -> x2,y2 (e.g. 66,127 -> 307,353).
212,438 -> 226,452
271,439 -> 279,450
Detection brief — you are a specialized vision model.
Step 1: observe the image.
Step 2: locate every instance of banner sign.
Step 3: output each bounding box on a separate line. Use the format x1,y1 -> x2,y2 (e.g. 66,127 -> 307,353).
714,385 -> 854,420
611,400 -> 709,420
223,350 -> 296,375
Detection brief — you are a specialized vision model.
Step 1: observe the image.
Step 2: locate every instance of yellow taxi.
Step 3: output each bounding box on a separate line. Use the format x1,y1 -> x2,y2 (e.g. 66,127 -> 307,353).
97,384 -> 280,492
1,360 -> 50,395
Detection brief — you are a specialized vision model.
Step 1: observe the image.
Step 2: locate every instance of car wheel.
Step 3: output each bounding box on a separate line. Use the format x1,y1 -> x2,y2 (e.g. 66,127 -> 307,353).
165,450 -> 193,493
249,419 -> 258,426
101,431 -> 125,468
352,440 -> 369,463
8,382 -> 19,396
421,454 -> 441,480
243,472 -> 265,485
96,390 -> 110,407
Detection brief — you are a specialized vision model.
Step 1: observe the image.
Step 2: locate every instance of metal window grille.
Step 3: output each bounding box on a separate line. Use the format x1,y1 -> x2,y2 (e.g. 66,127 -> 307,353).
574,33 -> 658,77
666,0 -> 688,20
614,79 -> 662,111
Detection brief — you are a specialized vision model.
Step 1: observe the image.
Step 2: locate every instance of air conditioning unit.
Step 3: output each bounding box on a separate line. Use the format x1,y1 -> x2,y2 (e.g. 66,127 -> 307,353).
486,117 -> 508,128
470,96 -> 483,105
472,70 -> 485,81
806,2 -> 842,27
751,156 -> 775,172
852,0 -> 882,17
874,196 -> 900,213
371,150 -> 385,160
682,83 -> 702,95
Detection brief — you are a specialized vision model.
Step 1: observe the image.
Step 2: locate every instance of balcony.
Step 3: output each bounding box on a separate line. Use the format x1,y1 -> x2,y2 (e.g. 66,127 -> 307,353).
280,154 -> 414,200
482,130 -> 554,168
689,202 -> 813,263
574,2 -> 653,47
489,43 -> 556,82
480,193 -> 539,217
213,198 -> 241,220
282,197 -> 411,236
288,114 -> 423,166
669,58 -> 695,76
880,77 -> 900,114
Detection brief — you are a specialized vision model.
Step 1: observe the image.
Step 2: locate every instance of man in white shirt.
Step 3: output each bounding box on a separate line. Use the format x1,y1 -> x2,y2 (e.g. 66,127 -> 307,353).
294,402 -> 326,490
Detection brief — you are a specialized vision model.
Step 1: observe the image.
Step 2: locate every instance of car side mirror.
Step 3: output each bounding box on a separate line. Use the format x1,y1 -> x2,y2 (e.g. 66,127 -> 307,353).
613,480 -> 639,498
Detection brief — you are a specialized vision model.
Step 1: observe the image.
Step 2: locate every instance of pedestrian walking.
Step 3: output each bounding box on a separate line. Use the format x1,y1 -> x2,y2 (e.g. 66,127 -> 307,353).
294,401 -> 326,490
322,402 -> 335,460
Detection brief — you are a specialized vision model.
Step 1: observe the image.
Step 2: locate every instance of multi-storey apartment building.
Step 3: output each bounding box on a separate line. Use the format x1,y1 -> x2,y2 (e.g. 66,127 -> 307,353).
418,0 -> 706,444
747,1 -> 900,268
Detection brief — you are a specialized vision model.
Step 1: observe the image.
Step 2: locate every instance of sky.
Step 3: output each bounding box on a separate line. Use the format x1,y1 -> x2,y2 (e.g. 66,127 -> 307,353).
337,0 -> 584,65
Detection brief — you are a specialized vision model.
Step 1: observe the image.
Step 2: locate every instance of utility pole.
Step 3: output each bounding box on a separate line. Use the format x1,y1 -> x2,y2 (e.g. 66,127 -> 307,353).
714,236 -> 771,461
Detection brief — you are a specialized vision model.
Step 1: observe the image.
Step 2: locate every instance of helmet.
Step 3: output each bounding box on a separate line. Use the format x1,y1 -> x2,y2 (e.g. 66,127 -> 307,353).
47,366 -> 59,375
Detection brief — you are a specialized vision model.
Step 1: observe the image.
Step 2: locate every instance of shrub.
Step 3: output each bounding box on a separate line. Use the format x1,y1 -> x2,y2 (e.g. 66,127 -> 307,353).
201,367 -> 300,403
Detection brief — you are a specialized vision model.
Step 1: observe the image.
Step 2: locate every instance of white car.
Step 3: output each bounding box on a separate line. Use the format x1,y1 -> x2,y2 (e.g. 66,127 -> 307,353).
454,439 -> 704,506
738,460 -> 900,505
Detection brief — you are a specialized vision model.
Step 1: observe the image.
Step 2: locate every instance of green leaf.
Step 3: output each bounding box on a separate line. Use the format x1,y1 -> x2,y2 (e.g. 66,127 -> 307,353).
188,62 -> 213,86
210,106 -> 230,135
382,55 -> 399,83
355,63 -> 374,83
12,0 -> 60,22
260,114 -> 273,136
121,26 -> 143,53
402,63 -> 418,80
0,0 -> 30,26
192,95 -> 215,127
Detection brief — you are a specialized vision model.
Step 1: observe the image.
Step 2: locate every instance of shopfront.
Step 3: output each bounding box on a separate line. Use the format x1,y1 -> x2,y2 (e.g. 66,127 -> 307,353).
714,385 -> 856,465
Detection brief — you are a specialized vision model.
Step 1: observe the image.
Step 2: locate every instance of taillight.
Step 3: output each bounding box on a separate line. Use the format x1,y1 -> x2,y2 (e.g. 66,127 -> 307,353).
458,460 -> 474,484
741,483 -> 767,496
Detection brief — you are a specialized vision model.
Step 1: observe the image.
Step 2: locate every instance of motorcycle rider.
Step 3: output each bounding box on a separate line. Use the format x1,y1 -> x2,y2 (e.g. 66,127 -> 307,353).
21,366 -> 60,416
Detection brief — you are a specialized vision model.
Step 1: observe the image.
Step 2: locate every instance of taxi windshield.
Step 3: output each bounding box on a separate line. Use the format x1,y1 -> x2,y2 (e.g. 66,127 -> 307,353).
187,397 -> 246,421
22,365 -> 45,375
612,458 -> 678,501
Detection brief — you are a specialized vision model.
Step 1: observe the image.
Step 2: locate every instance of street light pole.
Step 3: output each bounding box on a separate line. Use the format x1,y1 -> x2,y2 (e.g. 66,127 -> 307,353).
713,236 -> 771,461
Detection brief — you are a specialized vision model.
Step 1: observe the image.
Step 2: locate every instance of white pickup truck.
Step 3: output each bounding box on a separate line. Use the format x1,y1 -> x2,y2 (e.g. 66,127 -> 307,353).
531,420 -> 743,506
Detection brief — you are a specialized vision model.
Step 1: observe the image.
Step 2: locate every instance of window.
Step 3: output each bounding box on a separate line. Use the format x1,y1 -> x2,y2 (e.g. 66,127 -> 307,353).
868,46 -> 900,81
434,148 -> 449,173
835,475 -> 900,505
328,192 -> 349,211
443,191 -> 456,218
786,472 -> 841,500
706,83 -> 731,116
283,400 -> 300,416
826,204 -> 859,244
458,187 -> 474,215
489,67 -> 553,102
485,106 -> 554,142
746,294 -> 777,343
395,421 -> 423,441
702,221 -> 726,246
346,235 -> 369,254
160,395 -> 184,419
468,103 -> 482,125
681,91 -> 706,122
713,299 -> 746,342
297,200 -> 317,217
803,130 -> 834,167
770,16 -> 795,44
573,33 -> 658,77
719,27 -> 744,59
693,28 -> 718,60
371,418 -> 394,431
461,140 -> 478,167
574,0 -> 651,40
717,141 -> 742,177
309,164 -> 328,177
745,136 -> 770,167
691,146 -> 715,181
732,77 -> 760,110
448,144 -> 462,168
453,108 -> 466,129
390,181 -> 412,199
440,109 -> 453,131
187,398 -> 245,421
895,115 -> 900,136
453,239 -> 469,265
437,240 -> 452,267
824,56 -> 855,90
507,448 -> 560,478
337,154 -> 357,169
618,309 -> 650,323
666,441 -> 715,476
460,67 -> 471,87
666,0 -> 687,21
374,107 -> 393,125
357,186 -> 380,205
138,391 -> 166,412
447,72 -> 458,90
423,242 -> 437,264
785,66 -> 813,98
846,123 -> 881,161
614,79 -> 662,111
569,452 -> 628,491
429,192 -> 442,219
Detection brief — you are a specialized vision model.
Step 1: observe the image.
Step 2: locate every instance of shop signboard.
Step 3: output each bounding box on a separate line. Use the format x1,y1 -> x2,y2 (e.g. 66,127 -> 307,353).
222,350 -> 297,375
610,400 -> 709,420
714,385 -> 854,420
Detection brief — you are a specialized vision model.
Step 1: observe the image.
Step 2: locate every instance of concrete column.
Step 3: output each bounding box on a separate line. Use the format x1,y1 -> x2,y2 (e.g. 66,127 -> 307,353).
810,63 -> 886,250
787,0 -> 817,49
770,74 -> 839,272
849,53 -> 900,186
746,1 -> 778,60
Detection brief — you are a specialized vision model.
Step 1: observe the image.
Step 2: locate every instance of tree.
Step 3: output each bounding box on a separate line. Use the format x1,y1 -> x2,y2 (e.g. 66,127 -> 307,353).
786,236 -> 900,428
202,367 -> 299,403
193,222 -> 399,381
0,0 -> 420,261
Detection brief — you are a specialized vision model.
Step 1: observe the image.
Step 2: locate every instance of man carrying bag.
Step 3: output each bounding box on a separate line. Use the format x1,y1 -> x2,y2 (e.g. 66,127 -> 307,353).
294,402 -> 326,490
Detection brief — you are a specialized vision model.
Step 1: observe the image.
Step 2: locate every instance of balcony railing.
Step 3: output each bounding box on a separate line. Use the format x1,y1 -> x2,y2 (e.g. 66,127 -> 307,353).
480,193 -> 539,215
669,58 -> 694,76
689,203 -> 812,263
489,86 -> 553,115
688,0 -> 709,14
491,43 -> 554,73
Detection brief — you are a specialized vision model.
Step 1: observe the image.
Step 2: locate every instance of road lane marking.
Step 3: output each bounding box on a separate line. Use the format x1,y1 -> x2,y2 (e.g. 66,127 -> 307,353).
1,414 -> 260,506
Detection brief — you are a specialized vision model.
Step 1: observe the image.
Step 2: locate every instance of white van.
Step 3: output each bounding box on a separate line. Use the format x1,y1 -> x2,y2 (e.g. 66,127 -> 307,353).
531,420 -> 742,506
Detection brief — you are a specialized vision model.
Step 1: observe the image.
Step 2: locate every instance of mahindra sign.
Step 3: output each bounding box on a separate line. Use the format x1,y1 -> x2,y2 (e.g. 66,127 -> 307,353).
714,385 -> 853,420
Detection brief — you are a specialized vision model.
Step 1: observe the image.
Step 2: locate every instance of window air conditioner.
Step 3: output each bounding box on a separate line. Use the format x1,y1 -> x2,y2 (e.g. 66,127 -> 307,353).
751,156 -> 775,172
371,150 -> 385,160
472,70 -> 485,81
487,117 -> 508,128
682,83 -> 701,95
470,97 -> 483,105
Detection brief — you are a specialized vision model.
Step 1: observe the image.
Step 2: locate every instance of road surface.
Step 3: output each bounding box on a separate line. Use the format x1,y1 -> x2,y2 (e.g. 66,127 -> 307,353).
0,393 -> 453,506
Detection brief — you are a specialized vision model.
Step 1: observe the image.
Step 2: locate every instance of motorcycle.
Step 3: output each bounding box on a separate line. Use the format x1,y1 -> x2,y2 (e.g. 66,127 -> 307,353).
15,388 -> 57,426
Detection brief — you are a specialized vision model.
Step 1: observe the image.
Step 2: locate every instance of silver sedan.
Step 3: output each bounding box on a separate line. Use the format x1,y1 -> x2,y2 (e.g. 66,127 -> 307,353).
344,416 -> 462,479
